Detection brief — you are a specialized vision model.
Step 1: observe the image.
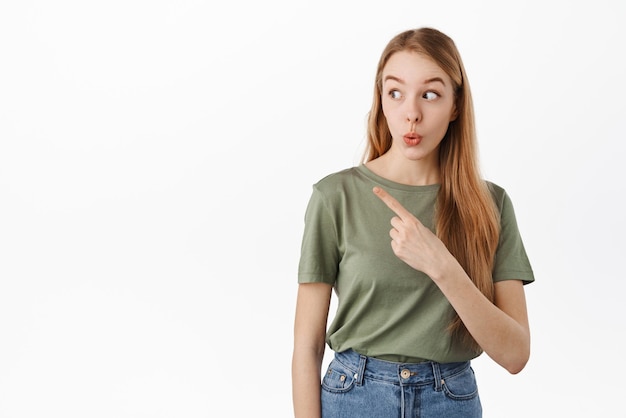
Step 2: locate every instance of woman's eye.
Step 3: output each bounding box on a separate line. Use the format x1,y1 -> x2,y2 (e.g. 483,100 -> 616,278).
389,90 -> 402,100
423,91 -> 439,100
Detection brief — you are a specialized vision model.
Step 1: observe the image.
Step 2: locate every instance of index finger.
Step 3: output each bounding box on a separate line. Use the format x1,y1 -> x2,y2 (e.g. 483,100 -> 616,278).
373,186 -> 413,221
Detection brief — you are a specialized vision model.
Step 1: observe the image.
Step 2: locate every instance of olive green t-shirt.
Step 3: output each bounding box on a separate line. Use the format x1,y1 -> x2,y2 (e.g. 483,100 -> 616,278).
298,165 -> 534,363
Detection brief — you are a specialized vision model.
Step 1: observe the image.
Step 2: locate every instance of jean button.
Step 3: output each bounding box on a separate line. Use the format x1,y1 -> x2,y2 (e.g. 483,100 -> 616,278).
400,369 -> 410,379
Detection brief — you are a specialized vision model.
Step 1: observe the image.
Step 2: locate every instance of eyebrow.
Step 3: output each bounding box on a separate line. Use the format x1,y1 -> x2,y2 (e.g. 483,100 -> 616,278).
383,75 -> 447,86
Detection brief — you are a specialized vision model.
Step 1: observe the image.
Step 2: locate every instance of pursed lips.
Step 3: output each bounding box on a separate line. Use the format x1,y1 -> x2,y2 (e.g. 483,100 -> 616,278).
403,132 -> 422,146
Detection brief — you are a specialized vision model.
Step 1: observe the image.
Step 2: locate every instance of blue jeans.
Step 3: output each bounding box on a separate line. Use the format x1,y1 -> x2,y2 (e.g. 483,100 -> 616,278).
321,349 -> 482,417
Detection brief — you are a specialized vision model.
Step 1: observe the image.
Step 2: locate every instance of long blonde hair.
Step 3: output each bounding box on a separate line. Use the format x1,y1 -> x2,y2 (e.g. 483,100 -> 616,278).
364,28 -> 500,353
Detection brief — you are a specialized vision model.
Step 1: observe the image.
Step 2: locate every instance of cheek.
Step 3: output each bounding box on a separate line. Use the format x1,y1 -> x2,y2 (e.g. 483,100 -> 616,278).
426,113 -> 453,138
433,104 -> 456,127
381,100 -> 400,123
437,116 -> 453,133
381,103 -> 394,127
381,98 -> 390,117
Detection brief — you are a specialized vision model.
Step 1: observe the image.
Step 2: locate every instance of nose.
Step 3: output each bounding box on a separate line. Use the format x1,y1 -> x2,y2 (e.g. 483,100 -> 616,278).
406,101 -> 421,124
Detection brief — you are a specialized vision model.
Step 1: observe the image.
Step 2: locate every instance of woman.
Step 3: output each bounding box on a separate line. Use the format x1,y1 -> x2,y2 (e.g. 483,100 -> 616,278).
292,27 -> 534,417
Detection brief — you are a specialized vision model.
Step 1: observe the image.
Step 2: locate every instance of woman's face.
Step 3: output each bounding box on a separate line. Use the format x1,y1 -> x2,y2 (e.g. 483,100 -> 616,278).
381,51 -> 457,163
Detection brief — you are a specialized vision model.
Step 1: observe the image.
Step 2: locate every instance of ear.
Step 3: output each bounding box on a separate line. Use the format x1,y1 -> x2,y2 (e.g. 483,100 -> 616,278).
449,102 -> 458,122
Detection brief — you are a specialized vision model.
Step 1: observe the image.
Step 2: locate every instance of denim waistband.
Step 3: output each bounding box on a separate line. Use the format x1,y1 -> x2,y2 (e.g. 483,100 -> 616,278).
333,349 -> 471,388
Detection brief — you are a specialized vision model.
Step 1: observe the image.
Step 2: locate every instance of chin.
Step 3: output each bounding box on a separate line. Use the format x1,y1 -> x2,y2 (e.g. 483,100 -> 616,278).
404,149 -> 434,161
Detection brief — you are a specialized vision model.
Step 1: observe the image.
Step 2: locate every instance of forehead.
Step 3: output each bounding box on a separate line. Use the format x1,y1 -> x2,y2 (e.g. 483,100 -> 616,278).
382,51 -> 450,84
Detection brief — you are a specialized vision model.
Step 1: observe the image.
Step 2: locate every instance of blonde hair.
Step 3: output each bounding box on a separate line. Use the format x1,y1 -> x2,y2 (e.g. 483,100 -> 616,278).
364,28 -> 500,353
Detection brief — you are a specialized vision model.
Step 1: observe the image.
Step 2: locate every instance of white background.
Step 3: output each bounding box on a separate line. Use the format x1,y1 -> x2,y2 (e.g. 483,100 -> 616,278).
1,0 -> 625,417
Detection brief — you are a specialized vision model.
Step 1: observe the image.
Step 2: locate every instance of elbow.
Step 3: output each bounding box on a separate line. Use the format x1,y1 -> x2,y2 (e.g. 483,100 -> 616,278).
504,345 -> 530,375
505,358 -> 528,375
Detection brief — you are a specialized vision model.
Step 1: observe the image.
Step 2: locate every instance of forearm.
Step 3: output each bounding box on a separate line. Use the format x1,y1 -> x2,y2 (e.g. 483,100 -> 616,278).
432,260 -> 530,374
292,283 -> 332,417
292,346 -> 324,418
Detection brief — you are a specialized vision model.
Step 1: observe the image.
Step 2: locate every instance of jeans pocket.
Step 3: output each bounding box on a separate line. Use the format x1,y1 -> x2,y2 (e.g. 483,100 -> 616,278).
442,366 -> 479,401
321,359 -> 356,394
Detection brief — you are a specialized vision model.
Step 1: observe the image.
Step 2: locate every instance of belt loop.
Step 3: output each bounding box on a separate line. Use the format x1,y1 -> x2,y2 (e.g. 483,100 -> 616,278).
355,354 -> 367,386
431,362 -> 443,392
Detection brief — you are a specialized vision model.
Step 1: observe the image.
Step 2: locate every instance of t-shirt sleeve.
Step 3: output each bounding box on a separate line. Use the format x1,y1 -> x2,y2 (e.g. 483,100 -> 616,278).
297,186 -> 340,285
493,190 -> 535,285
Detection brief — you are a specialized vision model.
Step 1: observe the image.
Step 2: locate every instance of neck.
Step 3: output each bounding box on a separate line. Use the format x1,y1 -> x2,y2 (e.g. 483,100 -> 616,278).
366,151 -> 440,186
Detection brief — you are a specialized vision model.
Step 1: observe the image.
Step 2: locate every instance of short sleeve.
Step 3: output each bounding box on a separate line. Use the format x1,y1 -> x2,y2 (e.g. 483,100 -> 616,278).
492,190 -> 535,285
297,186 -> 341,285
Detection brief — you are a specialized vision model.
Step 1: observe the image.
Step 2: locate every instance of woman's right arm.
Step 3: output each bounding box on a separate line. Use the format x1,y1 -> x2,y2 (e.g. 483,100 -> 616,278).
292,282 -> 333,418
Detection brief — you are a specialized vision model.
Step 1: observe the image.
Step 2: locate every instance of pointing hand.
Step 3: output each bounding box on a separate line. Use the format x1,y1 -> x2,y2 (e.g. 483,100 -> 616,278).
373,186 -> 452,279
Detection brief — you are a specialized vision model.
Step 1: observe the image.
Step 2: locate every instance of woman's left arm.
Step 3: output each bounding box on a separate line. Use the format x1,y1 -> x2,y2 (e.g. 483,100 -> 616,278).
373,187 -> 530,374
433,272 -> 530,374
